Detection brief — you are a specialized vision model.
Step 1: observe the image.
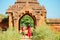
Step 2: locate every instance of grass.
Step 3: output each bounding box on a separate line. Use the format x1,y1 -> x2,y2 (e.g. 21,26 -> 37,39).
0,14 -> 7,18
0,23 -> 60,40
0,27 -> 22,40
32,23 -> 60,40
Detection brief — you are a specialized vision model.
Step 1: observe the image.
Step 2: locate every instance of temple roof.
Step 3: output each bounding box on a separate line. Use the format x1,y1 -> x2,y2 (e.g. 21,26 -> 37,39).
6,0 -> 46,13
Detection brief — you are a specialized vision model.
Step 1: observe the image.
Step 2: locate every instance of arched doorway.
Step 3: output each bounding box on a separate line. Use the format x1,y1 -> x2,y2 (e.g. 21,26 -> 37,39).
20,15 -> 34,28
19,13 -> 36,31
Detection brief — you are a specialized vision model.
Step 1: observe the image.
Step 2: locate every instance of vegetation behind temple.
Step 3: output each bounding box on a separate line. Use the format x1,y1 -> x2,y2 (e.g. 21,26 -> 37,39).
20,15 -> 34,28
0,14 -> 8,31
0,14 -> 7,18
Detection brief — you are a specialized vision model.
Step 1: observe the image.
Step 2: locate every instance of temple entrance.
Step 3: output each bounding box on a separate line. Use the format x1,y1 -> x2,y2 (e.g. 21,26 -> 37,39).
19,15 -> 34,29
19,14 -> 35,37
19,13 -> 36,31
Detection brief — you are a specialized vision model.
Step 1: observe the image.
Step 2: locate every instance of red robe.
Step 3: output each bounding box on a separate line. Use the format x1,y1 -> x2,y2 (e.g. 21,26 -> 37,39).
22,27 -> 24,32
27,26 -> 32,38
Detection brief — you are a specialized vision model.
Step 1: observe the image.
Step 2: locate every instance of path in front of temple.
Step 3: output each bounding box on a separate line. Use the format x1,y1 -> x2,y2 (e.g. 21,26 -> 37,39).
20,35 -> 32,40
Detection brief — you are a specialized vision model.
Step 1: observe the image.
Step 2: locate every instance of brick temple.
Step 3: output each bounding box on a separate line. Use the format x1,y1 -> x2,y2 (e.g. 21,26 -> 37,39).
0,0 -> 60,31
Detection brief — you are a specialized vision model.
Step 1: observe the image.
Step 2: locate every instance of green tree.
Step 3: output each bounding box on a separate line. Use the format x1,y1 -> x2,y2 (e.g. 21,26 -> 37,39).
0,14 -> 7,18
20,15 -> 34,28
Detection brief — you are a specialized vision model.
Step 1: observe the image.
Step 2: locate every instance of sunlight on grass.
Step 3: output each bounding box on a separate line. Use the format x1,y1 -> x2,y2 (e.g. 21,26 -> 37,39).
0,27 -> 22,40
0,23 -> 60,40
32,23 -> 60,40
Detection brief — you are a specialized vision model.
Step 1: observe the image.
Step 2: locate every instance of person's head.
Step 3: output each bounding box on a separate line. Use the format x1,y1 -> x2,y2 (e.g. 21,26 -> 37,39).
27,24 -> 31,28
28,24 -> 30,26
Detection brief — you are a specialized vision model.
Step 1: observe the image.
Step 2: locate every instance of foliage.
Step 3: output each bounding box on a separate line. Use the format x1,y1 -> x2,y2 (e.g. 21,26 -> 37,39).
0,27 -> 22,40
32,23 -> 60,40
0,14 -> 7,18
20,15 -> 34,28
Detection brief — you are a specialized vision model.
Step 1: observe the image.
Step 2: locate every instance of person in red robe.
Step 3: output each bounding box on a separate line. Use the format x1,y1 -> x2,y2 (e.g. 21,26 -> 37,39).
27,25 -> 32,38
22,26 -> 25,35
